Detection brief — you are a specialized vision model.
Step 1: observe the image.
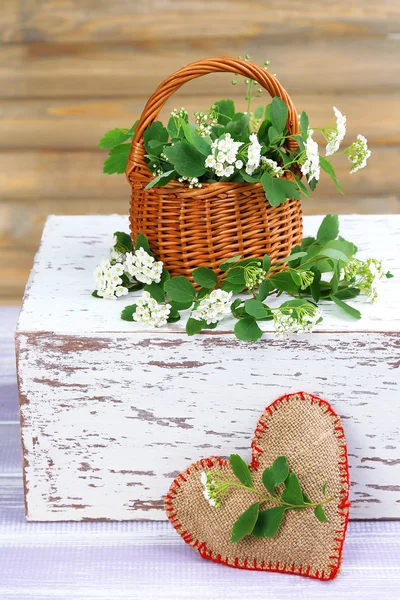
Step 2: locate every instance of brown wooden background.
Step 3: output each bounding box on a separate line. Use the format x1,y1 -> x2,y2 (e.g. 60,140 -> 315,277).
1,1 -> 399,304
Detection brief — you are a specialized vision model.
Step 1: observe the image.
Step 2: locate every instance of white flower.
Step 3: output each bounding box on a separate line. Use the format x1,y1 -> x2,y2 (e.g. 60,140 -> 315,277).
204,133 -> 243,178
325,107 -> 346,156
124,250 -> 163,285
93,261 -> 128,300
191,289 -> 232,325
300,131 -> 320,183
245,132 -> 261,175
200,472 -> 218,508
133,291 -> 171,328
235,159 -> 243,169
273,304 -> 321,336
260,157 -> 284,178
347,134 -> 371,174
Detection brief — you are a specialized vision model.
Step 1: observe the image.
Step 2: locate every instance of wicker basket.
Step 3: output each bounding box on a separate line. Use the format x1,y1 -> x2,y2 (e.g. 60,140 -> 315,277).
126,57 -> 303,278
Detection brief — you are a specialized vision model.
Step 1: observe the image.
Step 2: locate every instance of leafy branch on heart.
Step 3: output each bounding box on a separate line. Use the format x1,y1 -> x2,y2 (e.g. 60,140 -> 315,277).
200,454 -> 334,542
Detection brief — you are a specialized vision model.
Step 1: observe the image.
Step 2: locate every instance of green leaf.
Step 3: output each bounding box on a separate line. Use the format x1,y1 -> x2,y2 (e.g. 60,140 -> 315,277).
213,99 -> 235,125
91,290 -> 101,298
262,456 -> 289,496
99,127 -> 132,149
262,254 -> 271,273
170,299 -> 193,311
234,318 -> 263,341
299,111 -> 309,140
186,317 -> 207,336
113,231 -> 133,252
322,482 -> 328,496
164,276 -> 196,304
103,143 -> 131,174
281,473 -> 305,506
239,169 -> 260,183
325,237 -> 357,258
278,251 -> 307,264
244,299 -> 268,319
269,97 -> 288,134
386,271 -> 394,279
334,287 -> 360,300
229,454 -> 253,487
290,271 -> 302,286
317,214 -> 339,244
314,504 -> 328,523
225,266 -> 246,285
181,121 -> 211,156
121,304 -> 137,321
219,255 -> 242,271
316,247 -> 349,264
220,281 -> 245,294
192,267 -> 217,289
268,126 -> 281,145
330,295 -> 361,319
231,502 -> 260,543
319,157 -> 343,194
167,116 -> 180,138
254,104 -> 264,119
310,266 -> 321,302
166,307 -> 180,323
293,174 -> 311,199
135,233 -> 151,254
164,141 -> 207,178
257,279 -> 274,301
143,282 -> 165,303
269,272 -> 300,295
143,121 -> 169,154
144,169 -> 177,190
252,506 -> 287,539
226,113 -> 250,140
160,267 -> 170,288
261,173 -> 301,207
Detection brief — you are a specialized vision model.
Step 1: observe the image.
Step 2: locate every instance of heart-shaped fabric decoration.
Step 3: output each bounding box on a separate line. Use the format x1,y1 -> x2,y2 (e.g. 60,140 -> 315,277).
165,392 -> 350,580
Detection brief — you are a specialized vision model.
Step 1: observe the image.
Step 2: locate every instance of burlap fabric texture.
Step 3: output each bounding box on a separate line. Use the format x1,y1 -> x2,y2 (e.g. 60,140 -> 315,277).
165,392 -> 350,580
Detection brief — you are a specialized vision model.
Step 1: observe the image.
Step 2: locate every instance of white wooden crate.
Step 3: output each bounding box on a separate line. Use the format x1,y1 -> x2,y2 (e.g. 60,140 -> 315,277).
15,214 -> 400,521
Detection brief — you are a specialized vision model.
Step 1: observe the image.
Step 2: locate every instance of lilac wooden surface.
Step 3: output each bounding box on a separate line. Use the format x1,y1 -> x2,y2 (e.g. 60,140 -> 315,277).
1,306 -> 400,599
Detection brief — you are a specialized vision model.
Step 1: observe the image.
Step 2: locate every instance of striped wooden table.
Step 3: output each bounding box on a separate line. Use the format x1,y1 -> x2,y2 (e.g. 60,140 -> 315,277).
1,306 -> 400,599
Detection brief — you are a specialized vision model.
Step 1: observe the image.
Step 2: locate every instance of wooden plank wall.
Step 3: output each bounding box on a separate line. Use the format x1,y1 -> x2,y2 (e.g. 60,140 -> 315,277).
0,0 -> 399,304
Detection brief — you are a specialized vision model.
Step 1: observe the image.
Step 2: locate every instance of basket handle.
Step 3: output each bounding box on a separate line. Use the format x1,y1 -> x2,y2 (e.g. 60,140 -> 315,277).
130,57 -> 299,155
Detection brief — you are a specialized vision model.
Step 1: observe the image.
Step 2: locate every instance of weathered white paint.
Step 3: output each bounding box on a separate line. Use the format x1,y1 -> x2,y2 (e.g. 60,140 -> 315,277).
15,215 -> 400,521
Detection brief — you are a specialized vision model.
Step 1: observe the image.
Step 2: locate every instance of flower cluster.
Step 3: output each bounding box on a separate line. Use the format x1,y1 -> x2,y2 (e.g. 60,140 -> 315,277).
244,265 -> 267,289
205,133 -> 243,177
325,107 -> 346,156
194,110 -> 218,137
260,157 -> 284,178
273,304 -> 321,336
347,134 -> 371,174
93,260 -> 128,300
200,472 -> 223,508
133,291 -> 171,328
298,270 -> 315,290
124,248 -> 163,285
301,130 -> 320,183
170,107 -> 188,119
245,133 -> 262,175
344,257 -> 385,302
178,175 -> 202,189
191,289 -> 233,324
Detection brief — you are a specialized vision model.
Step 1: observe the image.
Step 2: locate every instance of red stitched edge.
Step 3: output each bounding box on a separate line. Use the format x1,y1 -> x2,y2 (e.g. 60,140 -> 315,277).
164,391 -> 350,581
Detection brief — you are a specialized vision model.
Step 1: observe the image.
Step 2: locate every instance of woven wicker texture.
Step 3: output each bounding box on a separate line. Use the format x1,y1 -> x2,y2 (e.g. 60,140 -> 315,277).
165,392 -> 350,580
126,57 -> 303,278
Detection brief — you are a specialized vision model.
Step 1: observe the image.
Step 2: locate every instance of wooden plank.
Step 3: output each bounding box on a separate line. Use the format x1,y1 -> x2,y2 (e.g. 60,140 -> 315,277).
1,38 -> 399,99
0,147 -> 397,202
0,514 -> 398,599
1,93 -> 398,150
12,0 -> 400,44
0,0 -> 21,44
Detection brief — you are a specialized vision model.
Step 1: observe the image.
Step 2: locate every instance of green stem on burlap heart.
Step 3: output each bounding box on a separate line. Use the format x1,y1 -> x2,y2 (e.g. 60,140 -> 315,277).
200,454 -> 334,543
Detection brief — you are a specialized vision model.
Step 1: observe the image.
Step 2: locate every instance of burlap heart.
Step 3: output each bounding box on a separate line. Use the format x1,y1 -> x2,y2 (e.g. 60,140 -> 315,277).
165,392 -> 350,580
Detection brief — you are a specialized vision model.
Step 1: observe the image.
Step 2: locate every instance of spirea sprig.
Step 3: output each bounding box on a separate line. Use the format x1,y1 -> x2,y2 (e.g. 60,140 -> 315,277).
200,454 -> 333,542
